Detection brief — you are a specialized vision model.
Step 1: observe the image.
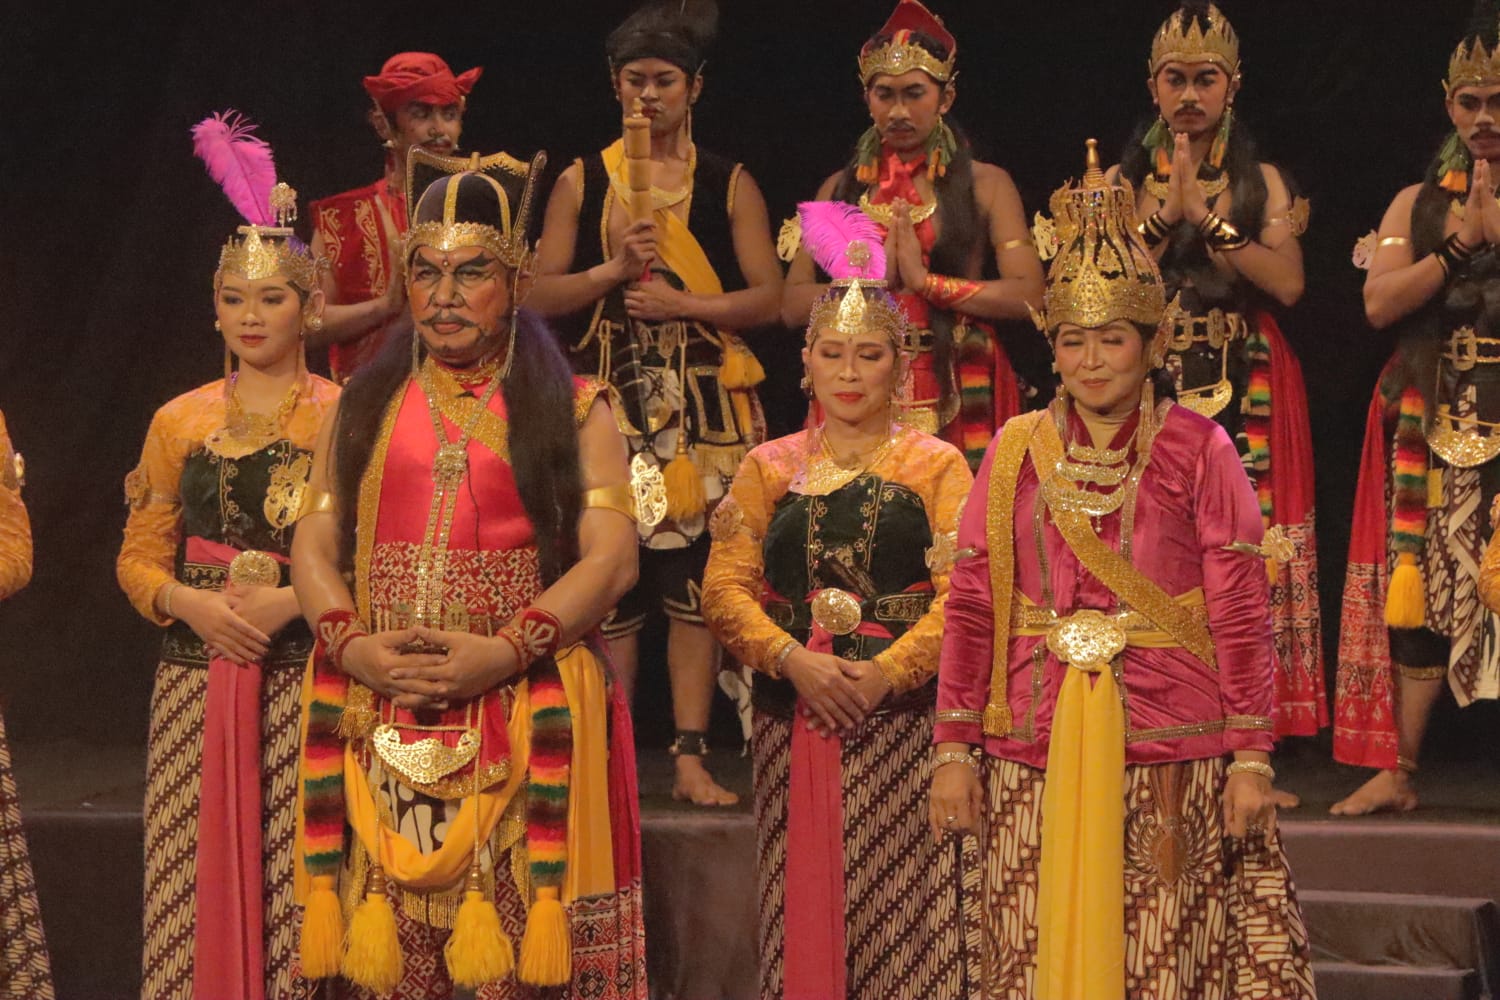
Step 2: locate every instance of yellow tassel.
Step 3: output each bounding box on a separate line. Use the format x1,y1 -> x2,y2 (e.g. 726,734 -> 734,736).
717,342 -> 765,390
342,866 -> 403,994
1385,552 -> 1426,629
517,887 -> 572,986
444,870 -> 515,988
1428,468 -> 1445,509
729,392 -> 755,440
982,700 -> 1012,737
299,875 -> 344,979
1266,557 -> 1280,587
663,438 -> 704,522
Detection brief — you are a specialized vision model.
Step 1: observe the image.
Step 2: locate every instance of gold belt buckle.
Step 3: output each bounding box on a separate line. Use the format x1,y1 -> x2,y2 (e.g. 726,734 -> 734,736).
371,724 -> 481,785
810,588 -> 863,636
227,549 -> 280,588
1450,326 -> 1478,372
1046,610 -> 1128,673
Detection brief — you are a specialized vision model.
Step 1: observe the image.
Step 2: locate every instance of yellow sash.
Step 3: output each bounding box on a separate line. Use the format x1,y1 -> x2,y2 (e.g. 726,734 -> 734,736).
600,140 -> 723,296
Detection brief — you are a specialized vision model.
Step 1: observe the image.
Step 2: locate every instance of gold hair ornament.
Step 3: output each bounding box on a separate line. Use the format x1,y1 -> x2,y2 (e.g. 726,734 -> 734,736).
858,39 -> 955,85
216,182 -> 320,290
1447,20 -> 1500,95
403,149 -> 543,270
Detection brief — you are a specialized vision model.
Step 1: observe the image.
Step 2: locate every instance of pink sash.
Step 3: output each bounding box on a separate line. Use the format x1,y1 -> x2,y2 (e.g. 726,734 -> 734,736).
186,536 -> 287,1000
781,596 -> 893,1000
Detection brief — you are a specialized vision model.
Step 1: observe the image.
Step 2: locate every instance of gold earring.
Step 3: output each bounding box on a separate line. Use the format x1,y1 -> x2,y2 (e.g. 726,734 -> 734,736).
800,373 -> 813,398
306,315 -> 324,333
214,319 -> 221,331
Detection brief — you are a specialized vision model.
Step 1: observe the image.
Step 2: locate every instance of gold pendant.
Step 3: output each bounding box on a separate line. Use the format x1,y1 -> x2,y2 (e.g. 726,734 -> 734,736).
371,724 -> 482,786
1427,406 -> 1500,468
1041,471 -> 1126,518
1059,460 -> 1128,488
630,453 -> 669,528
1046,610 -> 1128,673
810,588 -> 863,636
432,442 -> 469,487
264,453 -> 312,530
1176,379 -> 1234,419
228,549 -> 281,588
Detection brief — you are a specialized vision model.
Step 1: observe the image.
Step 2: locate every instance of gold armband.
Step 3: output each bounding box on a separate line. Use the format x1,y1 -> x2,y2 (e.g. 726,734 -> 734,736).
582,482 -> 636,522
297,487 -> 336,520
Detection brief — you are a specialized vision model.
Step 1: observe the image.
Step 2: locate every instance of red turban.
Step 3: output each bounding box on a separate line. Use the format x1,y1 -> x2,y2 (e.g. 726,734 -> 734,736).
362,52 -> 483,113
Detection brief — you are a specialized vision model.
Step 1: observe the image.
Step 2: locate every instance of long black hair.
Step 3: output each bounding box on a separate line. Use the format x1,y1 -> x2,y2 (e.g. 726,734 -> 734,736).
332,308 -> 583,586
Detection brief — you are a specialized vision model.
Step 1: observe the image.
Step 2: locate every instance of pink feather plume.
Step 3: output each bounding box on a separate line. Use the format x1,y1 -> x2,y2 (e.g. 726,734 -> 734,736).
797,200 -> 885,282
191,110 -> 277,226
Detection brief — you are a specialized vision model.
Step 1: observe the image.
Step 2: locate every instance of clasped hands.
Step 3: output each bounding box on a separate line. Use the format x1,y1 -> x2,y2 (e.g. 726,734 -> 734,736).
882,201 -> 930,295
782,646 -> 891,737
1157,132 -> 1214,228
342,626 -> 521,711
1457,157 -> 1500,251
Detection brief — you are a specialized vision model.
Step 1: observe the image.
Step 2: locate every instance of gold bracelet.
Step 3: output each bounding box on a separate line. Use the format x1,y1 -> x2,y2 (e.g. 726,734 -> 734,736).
1396,755 -> 1419,774
932,750 -> 980,774
1225,760 -> 1276,782
768,638 -> 800,679
162,582 -> 182,619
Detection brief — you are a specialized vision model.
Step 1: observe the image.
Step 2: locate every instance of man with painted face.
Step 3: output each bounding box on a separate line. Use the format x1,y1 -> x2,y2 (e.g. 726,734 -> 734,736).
782,0 -> 1044,472
290,149 -> 647,997
1100,1 -> 1323,797
530,0 -> 783,808
308,53 -> 482,383
1338,1 -> 1500,816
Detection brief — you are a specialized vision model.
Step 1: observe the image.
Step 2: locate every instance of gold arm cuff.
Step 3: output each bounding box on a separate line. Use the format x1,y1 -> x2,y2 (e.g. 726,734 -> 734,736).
937,708 -> 984,725
1399,664 -> 1447,681
298,487 -> 336,520
582,482 -> 636,523
1379,236 -> 1412,248
996,236 -> 1031,252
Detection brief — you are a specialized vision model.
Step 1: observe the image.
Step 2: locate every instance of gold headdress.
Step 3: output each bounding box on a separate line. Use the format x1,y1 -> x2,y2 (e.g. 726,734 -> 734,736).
1446,4 -> 1500,94
799,201 -> 910,351
857,0 -> 957,85
404,147 -> 547,270
191,111 -> 320,290
1149,2 -> 1241,76
1032,140 -> 1169,338
217,184 -> 318,289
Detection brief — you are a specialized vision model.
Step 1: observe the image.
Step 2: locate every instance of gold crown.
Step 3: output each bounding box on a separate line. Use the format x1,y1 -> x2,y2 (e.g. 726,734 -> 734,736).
807,279 -> 911,350
215,182 -> 319,289
1447,29 -> 1500,94
858,39 -> 955,84
1149,3 -> 1240,75
1034,140 -> 1167,334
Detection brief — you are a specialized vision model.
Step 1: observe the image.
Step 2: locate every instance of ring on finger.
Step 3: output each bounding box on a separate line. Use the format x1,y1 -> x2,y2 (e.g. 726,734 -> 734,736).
944,815 -> 957,826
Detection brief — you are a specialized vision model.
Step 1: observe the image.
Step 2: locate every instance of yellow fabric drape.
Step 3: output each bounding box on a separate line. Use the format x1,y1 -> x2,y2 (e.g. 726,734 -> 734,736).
1033,664 -> 1125,1000
601,140 -> 723,297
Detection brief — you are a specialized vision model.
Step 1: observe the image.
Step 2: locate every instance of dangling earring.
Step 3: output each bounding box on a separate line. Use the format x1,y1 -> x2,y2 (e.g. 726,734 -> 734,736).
223,346 -> 233,385
855,124 -> 882,184
1143,114 -> 1172,177
1438,129 -> 1474,193
800,372 -> 813,398
411,325 -> 422,376
924,114 -> 957,181
1208,102 -> 1234,171
214,319 -> 222,331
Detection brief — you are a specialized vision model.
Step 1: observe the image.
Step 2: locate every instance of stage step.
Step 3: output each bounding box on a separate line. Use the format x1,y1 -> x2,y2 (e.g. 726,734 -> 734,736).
1282,820 -> 1500,900
1301,889 -> 1500,1000
1312,962 -> 1485,1000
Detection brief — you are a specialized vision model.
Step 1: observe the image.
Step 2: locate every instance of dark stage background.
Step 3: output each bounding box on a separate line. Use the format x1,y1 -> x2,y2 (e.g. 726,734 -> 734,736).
2,1 -> 1496,758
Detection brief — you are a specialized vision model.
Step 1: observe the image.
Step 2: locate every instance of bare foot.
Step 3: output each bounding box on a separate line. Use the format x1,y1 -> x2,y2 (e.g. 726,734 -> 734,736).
672,755 -> 740,807
1272,788 -> 1301,810
1329,769 -> 1418,816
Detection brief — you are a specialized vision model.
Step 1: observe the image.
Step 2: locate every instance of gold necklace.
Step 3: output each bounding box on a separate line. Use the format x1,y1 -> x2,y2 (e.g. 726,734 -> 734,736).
859,191 -> 938,228
205,373 -> 304,458
1144,171 -> 1230,203
412,359 -> 502,627
609,143 -> 696,212
802,424 -> 898,495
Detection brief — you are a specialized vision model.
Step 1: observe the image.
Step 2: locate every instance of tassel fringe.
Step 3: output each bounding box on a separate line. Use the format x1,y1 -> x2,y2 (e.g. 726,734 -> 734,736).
343,868 -> 404,994
1385,553 -> 1426,629
445,874 -> 516,988
299,875 -> 345,979
518,887 -> 572,986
